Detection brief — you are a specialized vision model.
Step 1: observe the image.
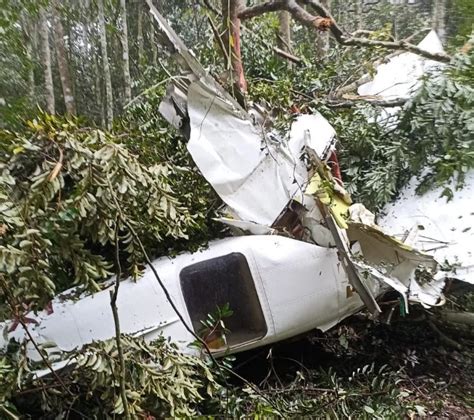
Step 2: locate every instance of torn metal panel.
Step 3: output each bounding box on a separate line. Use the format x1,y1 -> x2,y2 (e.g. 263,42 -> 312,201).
288,113 -> 337,162
379,170 -> 474,284
358,30 -> 445,101
302,149 -> 381,314
186,80 -> 313,225
158,83 -> 190,135
357,30 -> 445,123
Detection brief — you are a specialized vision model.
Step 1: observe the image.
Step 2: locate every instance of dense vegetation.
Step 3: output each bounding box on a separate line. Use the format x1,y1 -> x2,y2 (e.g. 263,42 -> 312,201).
0,0 -> 473,417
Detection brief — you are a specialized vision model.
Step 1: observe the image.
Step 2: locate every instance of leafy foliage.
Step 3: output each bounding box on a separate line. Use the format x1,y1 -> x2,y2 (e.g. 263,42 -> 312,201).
0,112 -> 215,310
203,362 -> 427,418
1,0 -> 473,417
398,50 -> 474,194
1,336 -> 221,418
334,43 -> 474,209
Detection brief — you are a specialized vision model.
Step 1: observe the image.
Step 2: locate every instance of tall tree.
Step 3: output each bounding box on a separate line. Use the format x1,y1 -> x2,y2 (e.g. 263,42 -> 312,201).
355,0 -> 362,30
149,13 -> 158,67
52,1 -> 76,115
137,2 -> 144,67
432,0 -> 446,43
120,0 -> 132,104
277,11 -> 292,52
221,0 -> 247,95
39,7 -> 55,114
21,14 -> 37,105
98,0 -> 113,129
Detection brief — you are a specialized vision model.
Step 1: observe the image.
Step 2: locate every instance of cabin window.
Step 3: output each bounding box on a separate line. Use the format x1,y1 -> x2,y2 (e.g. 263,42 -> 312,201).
180,252 -> 267,349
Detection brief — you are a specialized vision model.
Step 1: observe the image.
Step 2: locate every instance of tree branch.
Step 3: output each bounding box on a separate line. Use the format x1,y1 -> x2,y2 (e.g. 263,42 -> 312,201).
326,96 -> 408,108
238,0 -> 286,20
109,218 -> 131,420
238,0 -> 452,63
273,46 -> 302,64
341,36 -> 451,62
297,0 -> 345,40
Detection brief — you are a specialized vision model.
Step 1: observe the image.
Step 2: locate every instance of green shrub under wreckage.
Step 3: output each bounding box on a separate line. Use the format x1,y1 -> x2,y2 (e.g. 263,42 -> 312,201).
0,112 -> 222,417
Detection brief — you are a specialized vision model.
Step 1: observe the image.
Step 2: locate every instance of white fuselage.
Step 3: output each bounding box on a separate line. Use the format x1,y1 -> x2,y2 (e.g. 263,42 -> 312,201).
2,235 -> 381,362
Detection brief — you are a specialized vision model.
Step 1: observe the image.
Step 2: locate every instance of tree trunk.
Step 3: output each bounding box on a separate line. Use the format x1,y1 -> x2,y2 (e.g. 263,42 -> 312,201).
98,0 -> 113,129
315,0 -> 331,58
355,0 -> 362,31
137,2 -> 144,67
149,14 -> 157,67
22,14 -> 36,104
93,53 -> 105,127
432,0 -> 446,44
52,1 -> 76,115
39,7 -> 55,114
120,0 -> 132,105
221,0 -> 247,94
277,11 -> 291,52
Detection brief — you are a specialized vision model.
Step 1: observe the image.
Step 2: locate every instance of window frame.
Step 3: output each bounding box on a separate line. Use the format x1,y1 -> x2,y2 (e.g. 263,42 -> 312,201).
179,252 -> 268,350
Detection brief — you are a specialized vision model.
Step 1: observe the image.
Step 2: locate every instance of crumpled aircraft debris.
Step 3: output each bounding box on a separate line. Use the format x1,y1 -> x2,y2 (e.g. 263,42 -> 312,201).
0,6 -> 462,371
154,4 -> 447,313
356,29 -> 473,285
380,172 -> 474,284
358,30 -> 445,122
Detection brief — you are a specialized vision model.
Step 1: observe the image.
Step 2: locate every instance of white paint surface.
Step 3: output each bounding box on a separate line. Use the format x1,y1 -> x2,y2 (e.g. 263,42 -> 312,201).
379,172 -> 474,284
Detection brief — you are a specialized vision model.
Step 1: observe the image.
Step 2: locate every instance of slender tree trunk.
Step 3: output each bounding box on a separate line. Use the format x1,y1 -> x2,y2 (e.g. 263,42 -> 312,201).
432,0 -> 446,44
277,11 -> 291,52
39,7 -> 55,114
221,0 -> 247,94
137,2 -> 144,66
52,1 -> 76,115
120,0 -> 132,105
355,0 -> 362,31
25,41 -> 35,102
98,0 -> 113,129
22,15 -> 36,104
94,53 -> 105,127
149,14 -> 157,67
315,0 -> 331,58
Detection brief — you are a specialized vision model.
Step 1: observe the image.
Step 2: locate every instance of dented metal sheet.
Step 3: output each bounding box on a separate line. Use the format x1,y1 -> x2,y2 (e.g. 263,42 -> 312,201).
186,81 -> 335,225
358,30 -> 445,123
358,31 -> 445,101
380,171 -> 474,284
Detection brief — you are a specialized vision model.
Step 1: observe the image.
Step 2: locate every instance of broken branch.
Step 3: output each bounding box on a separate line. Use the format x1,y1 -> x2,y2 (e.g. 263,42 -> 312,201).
207,14 -> 230,67
326,97 -> 408,108
273,46 -> 303,64
341,36 -> 451,63
238,0 -> 452,63
109,217 -> 131,420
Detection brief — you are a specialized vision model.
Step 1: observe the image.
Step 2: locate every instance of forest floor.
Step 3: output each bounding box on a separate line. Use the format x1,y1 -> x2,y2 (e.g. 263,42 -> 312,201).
231,283 -> 474,417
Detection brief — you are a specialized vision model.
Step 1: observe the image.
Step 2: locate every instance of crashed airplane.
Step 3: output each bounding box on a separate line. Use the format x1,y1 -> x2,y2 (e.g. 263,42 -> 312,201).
1,5 -> 466,369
